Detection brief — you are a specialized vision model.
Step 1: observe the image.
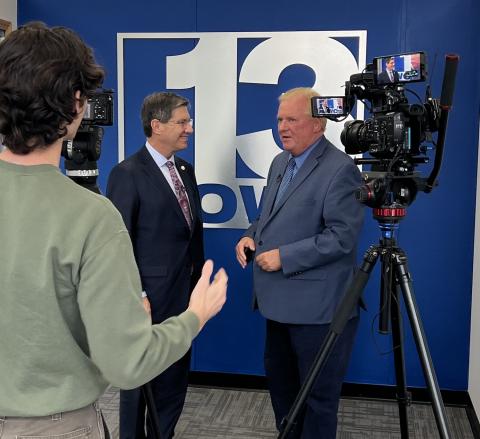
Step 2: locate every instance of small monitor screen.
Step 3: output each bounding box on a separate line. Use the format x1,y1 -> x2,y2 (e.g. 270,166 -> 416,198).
312,96 -> 347,117
83,101 -> 94,120
375,52 -> 426,84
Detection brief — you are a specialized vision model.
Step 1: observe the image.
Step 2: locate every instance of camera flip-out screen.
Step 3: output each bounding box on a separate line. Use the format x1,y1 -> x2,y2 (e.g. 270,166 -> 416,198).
82,90 -> 114,126
311,96 -> 348,117
374,51 -> 426,85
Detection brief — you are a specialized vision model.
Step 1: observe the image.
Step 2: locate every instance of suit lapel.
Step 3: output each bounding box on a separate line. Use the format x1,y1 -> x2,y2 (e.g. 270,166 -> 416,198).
269,155 -> 317,216
267,138 -> 328,220
262,153 -> 289,217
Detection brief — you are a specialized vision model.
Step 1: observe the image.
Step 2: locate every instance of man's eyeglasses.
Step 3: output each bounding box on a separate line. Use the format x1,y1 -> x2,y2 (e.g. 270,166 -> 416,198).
167,118 -> 194,127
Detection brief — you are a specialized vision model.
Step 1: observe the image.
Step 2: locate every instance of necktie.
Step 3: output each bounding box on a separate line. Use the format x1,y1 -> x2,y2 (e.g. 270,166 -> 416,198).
166,161 -> 192,230
274,158 -> 297,209
389,70 -> 394,82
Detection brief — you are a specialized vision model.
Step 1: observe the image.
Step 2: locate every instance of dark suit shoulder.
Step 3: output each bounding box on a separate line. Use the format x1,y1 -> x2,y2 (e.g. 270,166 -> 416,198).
316,139 -> 360,184
110,147 -> 146,172
272,150 -> 289,165
323,138 -> 356,164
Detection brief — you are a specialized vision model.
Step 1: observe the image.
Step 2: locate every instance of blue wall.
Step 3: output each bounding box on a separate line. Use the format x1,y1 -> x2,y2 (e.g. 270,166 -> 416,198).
18,0 -> 480,390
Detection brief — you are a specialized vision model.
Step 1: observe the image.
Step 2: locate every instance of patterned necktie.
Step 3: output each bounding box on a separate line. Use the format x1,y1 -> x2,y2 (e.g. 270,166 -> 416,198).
166,161 -> 192,230
274,158 -> 297,209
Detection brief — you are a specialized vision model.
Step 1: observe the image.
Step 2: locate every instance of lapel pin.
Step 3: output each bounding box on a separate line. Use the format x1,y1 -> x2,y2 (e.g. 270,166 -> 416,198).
180,165 -> 185,171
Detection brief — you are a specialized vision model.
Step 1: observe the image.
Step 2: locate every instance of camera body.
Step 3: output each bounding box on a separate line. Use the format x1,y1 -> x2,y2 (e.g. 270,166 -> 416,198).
341,112 -> 408,159
82,90 -> 114,127
61,89 -> 114,193
311,52 -> 443,212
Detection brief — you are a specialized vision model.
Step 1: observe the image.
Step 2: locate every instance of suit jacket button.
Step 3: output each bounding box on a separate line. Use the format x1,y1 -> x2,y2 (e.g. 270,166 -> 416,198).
258,240 -> 263,246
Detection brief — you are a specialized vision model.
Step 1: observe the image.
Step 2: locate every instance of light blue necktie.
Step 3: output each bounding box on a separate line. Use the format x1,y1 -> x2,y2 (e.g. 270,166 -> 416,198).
274,158 -> 297,209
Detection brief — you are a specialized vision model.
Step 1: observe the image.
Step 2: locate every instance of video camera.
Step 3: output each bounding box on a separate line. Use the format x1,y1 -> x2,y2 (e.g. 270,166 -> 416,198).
311,52 -> 458,220
61,89 -> 114,193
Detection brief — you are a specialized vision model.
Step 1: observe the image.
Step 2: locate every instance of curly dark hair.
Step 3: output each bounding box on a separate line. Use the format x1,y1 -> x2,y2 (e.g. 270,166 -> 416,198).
0,22 -> 105,154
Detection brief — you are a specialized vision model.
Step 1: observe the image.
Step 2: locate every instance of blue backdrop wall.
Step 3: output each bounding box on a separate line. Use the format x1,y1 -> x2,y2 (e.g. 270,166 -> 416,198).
18,0 -> 480,391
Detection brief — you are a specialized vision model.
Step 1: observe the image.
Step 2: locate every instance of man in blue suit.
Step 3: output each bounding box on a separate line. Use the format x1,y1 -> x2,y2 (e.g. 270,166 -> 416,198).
107,92 -> 204,439
377,57 -> 400,84
236,88 -> 364,439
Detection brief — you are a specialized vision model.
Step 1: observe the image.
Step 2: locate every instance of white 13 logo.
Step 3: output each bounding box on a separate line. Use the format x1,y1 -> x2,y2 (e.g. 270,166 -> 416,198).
121,31 -> 366,228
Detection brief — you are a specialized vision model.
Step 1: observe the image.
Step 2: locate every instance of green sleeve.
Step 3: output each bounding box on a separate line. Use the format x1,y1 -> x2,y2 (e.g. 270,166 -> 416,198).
76,207 -> 199,389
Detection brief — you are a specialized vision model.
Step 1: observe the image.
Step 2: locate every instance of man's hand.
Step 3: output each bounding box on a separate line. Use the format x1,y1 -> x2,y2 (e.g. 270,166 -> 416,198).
235,237 -> 256,269
187,260 -> 228,332
256,249 -> 281,272
142,297 -> 151,315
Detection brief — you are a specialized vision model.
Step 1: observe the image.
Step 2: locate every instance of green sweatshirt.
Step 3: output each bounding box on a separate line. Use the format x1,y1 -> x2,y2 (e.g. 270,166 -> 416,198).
0,159 -> 199,416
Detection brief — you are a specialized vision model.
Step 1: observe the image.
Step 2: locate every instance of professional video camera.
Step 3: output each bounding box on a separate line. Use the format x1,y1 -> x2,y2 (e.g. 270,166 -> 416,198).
311,52 -> 458,220
61,89 -> 114,193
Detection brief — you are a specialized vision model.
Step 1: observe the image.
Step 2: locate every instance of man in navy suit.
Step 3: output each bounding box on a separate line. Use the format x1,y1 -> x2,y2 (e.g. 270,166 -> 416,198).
377,57 -> 400,84
236,88 -> 364,438
107,92 -> 204,439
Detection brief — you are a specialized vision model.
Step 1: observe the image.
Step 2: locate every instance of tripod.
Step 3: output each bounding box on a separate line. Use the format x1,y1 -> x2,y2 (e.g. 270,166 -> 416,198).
279,209 -> 451,439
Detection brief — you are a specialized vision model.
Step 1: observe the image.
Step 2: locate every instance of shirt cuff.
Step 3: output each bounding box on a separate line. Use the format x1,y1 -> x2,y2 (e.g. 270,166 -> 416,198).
141,290 -> 148,298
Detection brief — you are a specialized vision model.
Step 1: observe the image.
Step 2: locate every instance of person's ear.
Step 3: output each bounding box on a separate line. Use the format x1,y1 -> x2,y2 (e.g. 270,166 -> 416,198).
151,119 -> 164,134
74,90 -> 85,115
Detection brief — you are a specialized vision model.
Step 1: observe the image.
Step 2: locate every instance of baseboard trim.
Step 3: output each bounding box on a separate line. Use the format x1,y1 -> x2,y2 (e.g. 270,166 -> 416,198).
189,371 -> 267,391
189,371 -> 475,407
465,394 -> 480,439
340,382 -> 471,406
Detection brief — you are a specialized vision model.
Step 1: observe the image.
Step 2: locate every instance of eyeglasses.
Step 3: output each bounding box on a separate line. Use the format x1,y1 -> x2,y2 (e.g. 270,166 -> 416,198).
167,118 -> 194,127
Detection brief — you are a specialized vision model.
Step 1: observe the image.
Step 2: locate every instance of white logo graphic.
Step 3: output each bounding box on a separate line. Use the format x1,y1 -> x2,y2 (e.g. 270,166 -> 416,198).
117,31 -> 367,228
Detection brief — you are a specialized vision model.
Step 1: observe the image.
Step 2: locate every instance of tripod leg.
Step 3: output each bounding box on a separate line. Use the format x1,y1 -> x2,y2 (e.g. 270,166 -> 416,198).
379,250 -> 393,334
390,282 -> 411,439
278,245 -> 380,439
393,252 -> 451,439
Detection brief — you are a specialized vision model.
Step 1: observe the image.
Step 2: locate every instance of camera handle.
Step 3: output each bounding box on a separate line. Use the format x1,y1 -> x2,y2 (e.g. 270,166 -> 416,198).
425,54 -> 459,192
278,222 -> 451,439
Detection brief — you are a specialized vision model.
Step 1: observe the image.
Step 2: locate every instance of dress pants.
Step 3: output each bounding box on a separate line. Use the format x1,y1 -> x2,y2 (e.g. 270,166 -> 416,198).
264,317 -> 359,439
120,351 -> 191,439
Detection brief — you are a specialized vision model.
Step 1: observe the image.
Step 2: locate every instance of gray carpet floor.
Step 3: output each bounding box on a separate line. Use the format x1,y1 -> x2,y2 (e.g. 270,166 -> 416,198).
99,386 -> 474,438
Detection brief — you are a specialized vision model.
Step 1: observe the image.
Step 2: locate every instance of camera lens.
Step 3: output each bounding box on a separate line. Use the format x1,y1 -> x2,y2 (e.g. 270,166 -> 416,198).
341,120 -> 371,155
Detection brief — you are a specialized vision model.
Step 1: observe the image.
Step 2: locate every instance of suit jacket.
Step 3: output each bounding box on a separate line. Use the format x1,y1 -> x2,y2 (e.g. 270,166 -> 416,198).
244,136 -> 364,325
378,69 -> 400,84
106,146 -> 204,324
